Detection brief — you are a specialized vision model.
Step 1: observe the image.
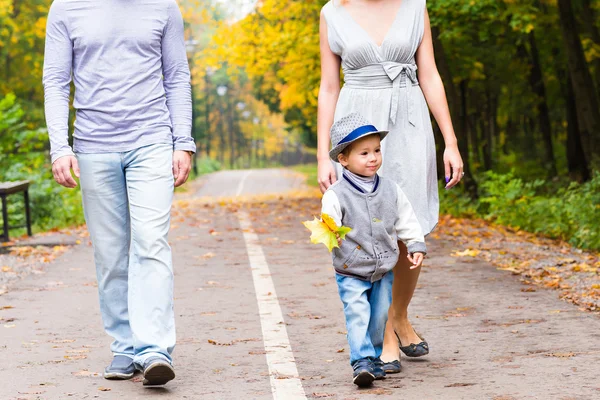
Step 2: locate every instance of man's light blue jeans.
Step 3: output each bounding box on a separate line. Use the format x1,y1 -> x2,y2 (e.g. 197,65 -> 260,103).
76,143 -> 175,366
335,272 -> 394,364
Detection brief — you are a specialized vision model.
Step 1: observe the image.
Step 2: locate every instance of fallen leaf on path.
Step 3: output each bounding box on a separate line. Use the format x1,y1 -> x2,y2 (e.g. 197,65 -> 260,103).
63,355 -> 87,360
66,348 -> 90,354
0,305 -> 14,310
98,387 -> 111,391
336,348 -> 345,353
72,370 -> 99,377
445,383 -> 476,387
312,394 -> 335,398
546,352 -> 576,358
451,249 -> 480,257
207,339 -> 232,346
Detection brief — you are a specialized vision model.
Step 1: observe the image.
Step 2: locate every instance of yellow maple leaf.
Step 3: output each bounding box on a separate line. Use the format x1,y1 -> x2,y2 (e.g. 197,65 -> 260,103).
302,213 -> 352,252
451,248 -> 480,257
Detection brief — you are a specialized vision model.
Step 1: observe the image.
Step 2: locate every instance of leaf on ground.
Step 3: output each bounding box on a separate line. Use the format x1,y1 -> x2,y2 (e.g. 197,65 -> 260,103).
546,352 -> 576,358
72,370 -> 99,377
98,387 -> 111,391
451,249 -> 480,257
63,355 -> 87,360
445,383 -> 476,387
207,339 -> 232,346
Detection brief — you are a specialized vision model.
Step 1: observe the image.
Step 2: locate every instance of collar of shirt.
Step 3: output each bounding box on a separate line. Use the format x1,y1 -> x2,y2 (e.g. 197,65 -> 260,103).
343,169 -> 378,193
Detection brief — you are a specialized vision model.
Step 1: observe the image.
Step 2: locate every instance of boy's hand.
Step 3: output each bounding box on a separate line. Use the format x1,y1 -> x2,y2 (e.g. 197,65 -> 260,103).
407,252 -> 424,269
335,232 -> 341,247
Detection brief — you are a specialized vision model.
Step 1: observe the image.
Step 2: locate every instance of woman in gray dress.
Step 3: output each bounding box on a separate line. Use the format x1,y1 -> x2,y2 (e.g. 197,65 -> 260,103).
317,0 -> 464,371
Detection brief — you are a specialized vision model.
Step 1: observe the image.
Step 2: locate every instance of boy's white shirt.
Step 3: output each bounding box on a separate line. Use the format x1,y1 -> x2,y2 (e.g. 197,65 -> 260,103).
321,182 -> 426,252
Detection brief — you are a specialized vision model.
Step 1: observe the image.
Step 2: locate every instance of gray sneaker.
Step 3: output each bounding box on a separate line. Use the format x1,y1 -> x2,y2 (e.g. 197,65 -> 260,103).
104,355 -> 135,380
142,356 -> 175,386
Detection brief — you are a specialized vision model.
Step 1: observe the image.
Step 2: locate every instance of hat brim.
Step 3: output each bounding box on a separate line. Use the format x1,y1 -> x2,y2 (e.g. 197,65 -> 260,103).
329,130 -> 388,163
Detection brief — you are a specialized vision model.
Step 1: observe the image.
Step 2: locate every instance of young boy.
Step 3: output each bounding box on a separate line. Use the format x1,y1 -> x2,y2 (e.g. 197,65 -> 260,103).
322,112 -> 426,387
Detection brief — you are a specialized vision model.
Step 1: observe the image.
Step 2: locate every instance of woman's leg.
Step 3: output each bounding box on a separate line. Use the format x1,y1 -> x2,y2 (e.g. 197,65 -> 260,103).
380,241 -> 423,362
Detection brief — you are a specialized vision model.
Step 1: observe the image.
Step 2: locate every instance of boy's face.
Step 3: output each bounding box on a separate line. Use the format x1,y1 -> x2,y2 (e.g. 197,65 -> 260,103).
337,134 -> 382,177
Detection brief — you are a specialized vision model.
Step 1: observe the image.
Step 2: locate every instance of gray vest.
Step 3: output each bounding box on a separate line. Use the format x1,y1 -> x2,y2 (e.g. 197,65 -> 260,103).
330,174 -> 399,282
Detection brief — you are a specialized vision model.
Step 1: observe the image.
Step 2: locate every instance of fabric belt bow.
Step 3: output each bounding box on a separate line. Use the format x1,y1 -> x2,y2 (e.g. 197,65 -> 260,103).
382,62 -> 418,126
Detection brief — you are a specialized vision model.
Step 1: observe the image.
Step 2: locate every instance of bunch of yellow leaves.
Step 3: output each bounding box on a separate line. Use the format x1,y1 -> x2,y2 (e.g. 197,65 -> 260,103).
302,213 -> 352,252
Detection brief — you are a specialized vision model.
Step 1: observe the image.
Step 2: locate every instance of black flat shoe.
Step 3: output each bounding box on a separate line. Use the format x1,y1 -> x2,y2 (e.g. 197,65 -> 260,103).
382,360 -> 402,374
395,330 -> 429,358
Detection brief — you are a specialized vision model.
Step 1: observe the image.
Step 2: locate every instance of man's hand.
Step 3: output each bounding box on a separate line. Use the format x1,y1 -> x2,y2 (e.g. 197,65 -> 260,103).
173,150 -> 192,187
407,252 -> 425,269
52,155 -> 80,188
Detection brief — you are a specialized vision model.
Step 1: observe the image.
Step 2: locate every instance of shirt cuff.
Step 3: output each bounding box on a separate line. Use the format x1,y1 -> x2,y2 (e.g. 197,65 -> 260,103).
173,136 -> 196,153
51,148 -> 75,164
406,242 -> 427,255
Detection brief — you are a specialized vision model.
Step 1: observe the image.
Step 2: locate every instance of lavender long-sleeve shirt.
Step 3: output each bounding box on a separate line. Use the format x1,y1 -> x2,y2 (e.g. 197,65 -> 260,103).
43,0 -> 195,163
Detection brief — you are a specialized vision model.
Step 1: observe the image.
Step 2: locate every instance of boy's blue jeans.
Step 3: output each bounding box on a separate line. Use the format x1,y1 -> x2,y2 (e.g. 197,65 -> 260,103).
76,143 -> 175,366
335,272 -> 394,364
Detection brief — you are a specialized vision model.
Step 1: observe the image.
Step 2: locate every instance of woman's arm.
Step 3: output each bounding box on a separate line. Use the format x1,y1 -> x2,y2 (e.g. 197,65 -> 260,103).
317,11 -> 342,193
415,8 -> 464,189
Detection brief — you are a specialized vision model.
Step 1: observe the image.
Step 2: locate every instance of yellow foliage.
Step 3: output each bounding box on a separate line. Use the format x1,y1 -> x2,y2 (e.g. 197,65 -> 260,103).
207,0 -> 324,130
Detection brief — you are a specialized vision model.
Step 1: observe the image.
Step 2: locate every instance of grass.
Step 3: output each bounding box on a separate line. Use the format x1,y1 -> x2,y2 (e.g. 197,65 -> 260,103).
292,163 -> 318,187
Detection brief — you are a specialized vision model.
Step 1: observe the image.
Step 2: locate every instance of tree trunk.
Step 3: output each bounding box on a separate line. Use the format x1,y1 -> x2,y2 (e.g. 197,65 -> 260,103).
228,98 -> 235,169
468,87 -> 481,167
528,31 -> 557,177
217,100 -> 225,164
566,72 -> 591,182
581,0 -> 600,95
557,0 -> 600,160
204,75 -> 211,158
431,26 -> 477,195
482,90 -> 494,171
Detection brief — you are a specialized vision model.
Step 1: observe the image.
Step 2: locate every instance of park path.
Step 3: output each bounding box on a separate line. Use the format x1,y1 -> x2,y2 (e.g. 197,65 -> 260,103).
1,168 -> 600,400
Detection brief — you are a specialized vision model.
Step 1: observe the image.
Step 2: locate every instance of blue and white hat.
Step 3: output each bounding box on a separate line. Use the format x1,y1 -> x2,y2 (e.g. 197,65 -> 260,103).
329,112 -> 388,162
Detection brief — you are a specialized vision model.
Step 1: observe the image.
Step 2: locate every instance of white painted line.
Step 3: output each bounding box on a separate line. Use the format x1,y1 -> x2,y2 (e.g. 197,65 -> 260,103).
238,211 -> 307,400
236,170 -> 253,197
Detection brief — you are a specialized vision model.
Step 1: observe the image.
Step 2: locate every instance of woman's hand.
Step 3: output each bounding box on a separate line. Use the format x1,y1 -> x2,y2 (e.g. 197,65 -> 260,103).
407,252 -> 425,269
318,159 -> 337,194
443,144 -> 464,189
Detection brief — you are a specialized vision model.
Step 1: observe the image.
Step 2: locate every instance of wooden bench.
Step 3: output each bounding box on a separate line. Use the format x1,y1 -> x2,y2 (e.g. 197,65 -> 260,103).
0,181 -> 32,242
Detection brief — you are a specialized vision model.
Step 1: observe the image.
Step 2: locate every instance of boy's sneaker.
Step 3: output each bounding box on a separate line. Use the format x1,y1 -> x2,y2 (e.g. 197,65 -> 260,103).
141,356 -> 175,386
372,357 -> 387,380
104,355 -> 135,380
352,358 -> 375,387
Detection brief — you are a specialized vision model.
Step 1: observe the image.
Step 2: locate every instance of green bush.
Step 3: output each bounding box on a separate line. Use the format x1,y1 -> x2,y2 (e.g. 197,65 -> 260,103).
1,94 -> 85,234
196,156 -> 222,175
439,170 -> 600,251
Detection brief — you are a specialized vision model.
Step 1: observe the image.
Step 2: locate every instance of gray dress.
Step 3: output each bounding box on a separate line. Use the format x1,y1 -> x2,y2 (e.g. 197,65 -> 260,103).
322,0 -> 439,235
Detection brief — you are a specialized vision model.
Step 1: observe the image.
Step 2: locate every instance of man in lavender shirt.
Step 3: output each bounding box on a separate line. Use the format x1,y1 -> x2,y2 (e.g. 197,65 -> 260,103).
43,0 -> 195,386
